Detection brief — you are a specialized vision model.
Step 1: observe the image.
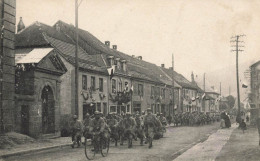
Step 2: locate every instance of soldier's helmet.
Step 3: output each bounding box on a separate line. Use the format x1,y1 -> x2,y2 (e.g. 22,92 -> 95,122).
94,111 -> 100,115
160,113 -> 163,116
85,113 -> 90,117
73,115 -> 78,119
126,112 -> 131,116
136,111 -> 139,115
147,108 -> 152,111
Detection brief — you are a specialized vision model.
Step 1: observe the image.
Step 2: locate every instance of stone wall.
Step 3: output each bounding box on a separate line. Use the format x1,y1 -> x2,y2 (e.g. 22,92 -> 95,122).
0,0 -> 16,133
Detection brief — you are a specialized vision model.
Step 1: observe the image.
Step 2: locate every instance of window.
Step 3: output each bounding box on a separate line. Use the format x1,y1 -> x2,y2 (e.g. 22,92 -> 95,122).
99,78 -> 103,92
97,103 -> 101,112
112,79 -> 116,93
82,75 -> 87,90
155,87 -> 160,96
125,82 -> 129,91
91,76 -> 95,90
110,106 -> 116,113
161,88 -> 165,99
119,82 -> 122,92
138,84 -> 143,96
151,86 -> 155,97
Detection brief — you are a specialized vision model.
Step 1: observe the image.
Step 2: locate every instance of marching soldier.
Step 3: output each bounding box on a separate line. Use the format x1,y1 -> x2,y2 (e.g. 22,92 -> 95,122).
71,115 -> 83,148
89,111 -> 108,141
107,113 -> 119,146
135,111 -> 146,145
143,108 -> 157,148
83,113 -> 92,139
121,112 -> 136,148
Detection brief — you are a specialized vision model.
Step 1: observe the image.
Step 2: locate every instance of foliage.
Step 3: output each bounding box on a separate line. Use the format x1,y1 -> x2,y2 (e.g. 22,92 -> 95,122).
226,95 -> 235,108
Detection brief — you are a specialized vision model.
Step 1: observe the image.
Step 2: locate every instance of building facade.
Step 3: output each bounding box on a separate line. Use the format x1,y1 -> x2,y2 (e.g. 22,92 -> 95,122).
0,0 -> 16,133
249,61 -> 260,123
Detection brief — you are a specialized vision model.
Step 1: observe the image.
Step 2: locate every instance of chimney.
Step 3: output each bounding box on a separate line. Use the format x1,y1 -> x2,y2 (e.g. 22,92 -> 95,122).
105,41 -> 110,47
112,45 -> 117,50
191,71 -> 195,82
137,56 -> 142,60
55,24 -> 60,32
17,17 -> 25,33
169,67 -> 173,70
161,64 -> 165,68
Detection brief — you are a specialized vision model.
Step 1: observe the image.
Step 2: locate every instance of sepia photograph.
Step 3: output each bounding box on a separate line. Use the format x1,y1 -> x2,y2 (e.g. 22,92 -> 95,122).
0,0 -> 260,160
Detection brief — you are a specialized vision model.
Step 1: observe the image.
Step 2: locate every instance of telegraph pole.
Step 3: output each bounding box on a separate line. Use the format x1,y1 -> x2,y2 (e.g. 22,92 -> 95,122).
203,73 -> 205,91
220,82 -> 221,96
171,54 -> 175,115
75,0 -> 83,116
231,34 -> 245,123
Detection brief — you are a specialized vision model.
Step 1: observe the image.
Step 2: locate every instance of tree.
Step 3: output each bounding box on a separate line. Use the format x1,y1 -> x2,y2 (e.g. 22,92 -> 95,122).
226,95 -> 235,109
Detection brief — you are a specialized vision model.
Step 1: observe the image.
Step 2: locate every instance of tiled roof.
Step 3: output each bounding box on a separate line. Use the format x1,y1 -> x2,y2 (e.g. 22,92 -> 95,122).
55,20 -> 178,85
160,67 -> 198,89
44,35 -> 107,73
15,22 -> 73,48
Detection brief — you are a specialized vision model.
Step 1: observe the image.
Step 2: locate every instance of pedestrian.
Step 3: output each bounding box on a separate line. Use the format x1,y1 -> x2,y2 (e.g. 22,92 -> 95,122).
246,115 -> 249,122
240,119 -> 247,133
143,108 -> 157,148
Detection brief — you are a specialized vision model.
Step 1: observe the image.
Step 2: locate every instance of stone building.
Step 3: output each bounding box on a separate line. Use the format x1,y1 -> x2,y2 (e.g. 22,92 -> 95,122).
15,48 -> 67,137
0,0 -> 16,133
248,60 -> 260,123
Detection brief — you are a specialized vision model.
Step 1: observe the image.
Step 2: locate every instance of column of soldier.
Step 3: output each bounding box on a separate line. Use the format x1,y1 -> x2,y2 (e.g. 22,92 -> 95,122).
70,108 -> 167,149
70,110 -> 219,149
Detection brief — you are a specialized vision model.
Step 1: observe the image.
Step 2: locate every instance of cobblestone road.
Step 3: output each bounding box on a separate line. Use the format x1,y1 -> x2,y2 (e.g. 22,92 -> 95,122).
3,122 -> 220,161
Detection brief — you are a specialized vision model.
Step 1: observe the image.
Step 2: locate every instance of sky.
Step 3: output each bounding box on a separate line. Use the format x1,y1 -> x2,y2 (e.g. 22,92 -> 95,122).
16,0 -> 260,97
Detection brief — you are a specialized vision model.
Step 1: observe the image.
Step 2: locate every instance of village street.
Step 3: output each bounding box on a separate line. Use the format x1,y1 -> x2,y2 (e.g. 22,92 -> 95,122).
3,122 -> 220,161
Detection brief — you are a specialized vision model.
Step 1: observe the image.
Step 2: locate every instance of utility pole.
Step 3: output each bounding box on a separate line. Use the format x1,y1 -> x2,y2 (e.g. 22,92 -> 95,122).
231,34 -> 245,123
220,82 -> 221,96
171,54 -> 175,115
229,86 -> 230,96
203,73 -> 205,91
75,0 -> 83,116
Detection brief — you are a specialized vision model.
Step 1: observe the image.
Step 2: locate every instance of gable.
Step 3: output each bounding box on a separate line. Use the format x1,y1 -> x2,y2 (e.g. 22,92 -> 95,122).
37,49 -> 67,75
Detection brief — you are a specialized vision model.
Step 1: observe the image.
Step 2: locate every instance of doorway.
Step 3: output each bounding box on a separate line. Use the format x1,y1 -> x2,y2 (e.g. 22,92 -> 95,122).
41,85 -> 55,134
21,105 -> 29,135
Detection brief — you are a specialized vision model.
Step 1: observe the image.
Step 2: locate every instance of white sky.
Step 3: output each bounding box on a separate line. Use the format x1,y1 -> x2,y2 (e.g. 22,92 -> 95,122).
16,0 -> 260,96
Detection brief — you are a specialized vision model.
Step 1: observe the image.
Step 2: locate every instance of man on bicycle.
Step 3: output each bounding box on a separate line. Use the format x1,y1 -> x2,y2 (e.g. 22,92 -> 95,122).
89,111 -> 107,137
143,108 -> 157,148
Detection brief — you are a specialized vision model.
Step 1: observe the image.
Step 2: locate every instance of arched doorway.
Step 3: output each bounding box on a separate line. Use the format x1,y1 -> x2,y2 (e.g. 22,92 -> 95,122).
41,85 -> 55,134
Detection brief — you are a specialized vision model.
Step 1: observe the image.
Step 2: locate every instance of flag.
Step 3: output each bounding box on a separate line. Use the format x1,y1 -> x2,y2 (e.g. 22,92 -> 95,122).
202,93 -> 206,99
192,97 -> 196,101
242,83 -> 248,88
107,65 -> 115,79
130,85 -> 134,92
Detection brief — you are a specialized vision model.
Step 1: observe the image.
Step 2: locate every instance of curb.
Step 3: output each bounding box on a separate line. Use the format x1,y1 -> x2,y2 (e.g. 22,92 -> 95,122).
0,143 -> 71,159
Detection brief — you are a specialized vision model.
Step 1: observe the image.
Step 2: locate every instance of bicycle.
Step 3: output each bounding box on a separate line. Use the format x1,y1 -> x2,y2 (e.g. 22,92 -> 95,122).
84,132 -> 110,160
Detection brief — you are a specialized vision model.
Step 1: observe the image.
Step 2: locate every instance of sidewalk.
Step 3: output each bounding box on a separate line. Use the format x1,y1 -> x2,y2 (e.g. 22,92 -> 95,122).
0,136 -> 71,158
173,123 -> 238,161
216,125 -> 260,161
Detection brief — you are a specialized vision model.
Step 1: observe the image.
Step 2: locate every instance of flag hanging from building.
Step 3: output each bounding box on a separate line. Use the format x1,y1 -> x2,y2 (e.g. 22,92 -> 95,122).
107,65 -> 115,79
242,83 -> 248,88
202,93 -> 206,99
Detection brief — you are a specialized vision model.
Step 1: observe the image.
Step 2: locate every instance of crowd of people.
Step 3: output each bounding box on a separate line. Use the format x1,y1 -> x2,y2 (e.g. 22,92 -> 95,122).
70,108 -> 167,149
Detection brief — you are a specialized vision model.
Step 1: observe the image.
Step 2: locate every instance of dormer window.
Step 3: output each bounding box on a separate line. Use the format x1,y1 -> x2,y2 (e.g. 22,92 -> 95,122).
121,60 -> 127,71
115,58 -> 120,69
107,56 -> 114,67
